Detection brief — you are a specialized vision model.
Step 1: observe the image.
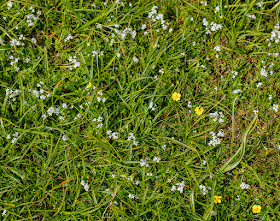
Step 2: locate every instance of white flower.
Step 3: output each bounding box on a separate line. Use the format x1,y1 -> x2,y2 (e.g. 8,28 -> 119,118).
214,6 -> 220,14
7,1 -> 13,10
256,82 -> 263,88
214,46 -> 221,52
128,193 -> 135,199
133,56 -> 139,63
260,68 -> 268,77
271,104 -> 279,112
62,103 -> 67,109
171,185 -> 176,191
217,129 -> 224,137
116,52 -> 121,58
111,174 -> 116,178
84,183 -> 89,191
232,71 -> 238,78
240,182 -> 250,190
199,184 -> 208,195
153,156 -> 160,163
62,135 -> 68,141
140,159 -> 147,167
31,38 -> 37,44
147,172 -> 153,176
233,89 -> 242,94
141,24 -> 146,29
2,209 -> 7,216
59,116 -> 65,121
64,34 -> 73,42
253,109 -> 259,115
161,145 -> 166,150
47,107 -> 55,116
208,132 -> 221,146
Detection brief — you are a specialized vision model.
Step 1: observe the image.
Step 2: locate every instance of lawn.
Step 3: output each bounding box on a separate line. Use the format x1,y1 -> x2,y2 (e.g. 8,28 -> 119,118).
1,0 -> 280,220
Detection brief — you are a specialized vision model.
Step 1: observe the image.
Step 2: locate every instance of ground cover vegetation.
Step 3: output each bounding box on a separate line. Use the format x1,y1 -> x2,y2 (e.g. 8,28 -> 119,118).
1,0 -> 280,220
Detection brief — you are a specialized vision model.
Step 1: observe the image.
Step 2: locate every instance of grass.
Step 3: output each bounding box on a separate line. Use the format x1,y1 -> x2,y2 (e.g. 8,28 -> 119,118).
1,0 -> 280,220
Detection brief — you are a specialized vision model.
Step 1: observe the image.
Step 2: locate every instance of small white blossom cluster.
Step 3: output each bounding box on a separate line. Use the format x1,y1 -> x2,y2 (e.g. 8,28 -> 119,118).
68,56 -> 81,70
217,129 -> 225,137
45,106 -> 61,118
214,46 -> 221,52
202,18 -> 222,35
25,8 -> 41,26
260,67 -> 268,77
246,14 -> 256,19
161,144 -> 166,150
256,82 -> 262,88
64,34 -> 73,42
159,68 -> 164,74
127,132 -> 138,146
62,135 -> 68,141
232,89 -> 242,94
114,27 -> 137,40
1,209 -> 7,217
128,193 -> 139,199
140,158 -> 150,167
240,182 -> 250,190
7,1 -> 13,10
147,172 -> 153,176
28,82 -> 50,100
200,1 -> 207,6
208,131 -> 222,146
270,24 -> 280,43
5,87 -> 22,102
171,181 -> 185,193
81,180 -> 89,191
9,55 -> 22,72
214,6 -> 220,14
209,111 -> 224,123
271,104 -> 279,112
93,116 -> 103,128
10,38 -> 24,47
91,50 -> 104,57
153,156 -> 161,163
107,130 -> 118,139
96,90 -> 106,103
133,56 -> 139,63
148,101 -> 157,111
199,184 -> 211,195
115,0 -> 125,7
260,64 -> 273,77
232,71 -> 238,79
253,108 -> 258,115
148,6 -> 170,30
6,131 -> 19,144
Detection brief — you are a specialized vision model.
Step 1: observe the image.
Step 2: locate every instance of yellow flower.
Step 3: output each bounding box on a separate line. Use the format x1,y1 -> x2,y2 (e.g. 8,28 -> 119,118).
214,196 -> 222,204
172,92 -> 181,101
86,82 -> 92,90
195,106 -> 204,115
252,205 -> 261,213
